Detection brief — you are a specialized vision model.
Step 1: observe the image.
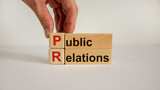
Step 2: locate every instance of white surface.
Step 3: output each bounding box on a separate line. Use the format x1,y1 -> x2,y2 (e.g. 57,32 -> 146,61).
0,46 -> 160,90
0,0 -> 160,46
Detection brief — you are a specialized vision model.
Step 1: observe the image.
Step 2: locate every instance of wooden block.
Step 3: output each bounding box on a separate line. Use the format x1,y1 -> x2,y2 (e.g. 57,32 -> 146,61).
49,33 -> 64,49
65,33 -> 112,49
65,49 -> 111,64
49,49 -> 64,64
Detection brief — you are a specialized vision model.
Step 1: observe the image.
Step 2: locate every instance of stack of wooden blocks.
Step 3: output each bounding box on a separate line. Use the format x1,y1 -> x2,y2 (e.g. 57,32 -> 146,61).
49,33 -> 112,64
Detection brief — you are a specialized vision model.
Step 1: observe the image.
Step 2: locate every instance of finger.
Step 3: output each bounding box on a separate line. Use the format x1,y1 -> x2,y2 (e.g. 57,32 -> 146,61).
53,8 -> 59,32
49,0 -> 61,8
57,7 -> 65,32
63,8 -> 78,33
31,2 -> 54,38
62,8 -> 67,15
62,0 -> 78,33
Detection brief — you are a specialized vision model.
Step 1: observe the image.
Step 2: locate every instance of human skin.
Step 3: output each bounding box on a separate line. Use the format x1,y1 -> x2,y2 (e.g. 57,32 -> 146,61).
22,0 -> 78,38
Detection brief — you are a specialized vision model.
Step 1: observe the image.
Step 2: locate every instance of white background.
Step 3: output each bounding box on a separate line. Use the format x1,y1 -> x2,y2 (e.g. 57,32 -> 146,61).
0,46 -> 160,90
0,0 -> 160,46
0,0 -> 160,90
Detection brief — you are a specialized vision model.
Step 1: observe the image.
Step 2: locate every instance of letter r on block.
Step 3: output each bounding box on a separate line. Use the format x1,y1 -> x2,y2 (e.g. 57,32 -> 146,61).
49,33 -> 64,48
52,52 -> 61,62
49,49 -> 64,64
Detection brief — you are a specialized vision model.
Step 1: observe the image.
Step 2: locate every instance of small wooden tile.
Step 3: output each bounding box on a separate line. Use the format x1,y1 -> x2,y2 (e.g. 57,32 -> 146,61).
65,33 -> 112,49
65,49 -> 111,64
49,49 -> 64,64
49,33 -> 64,49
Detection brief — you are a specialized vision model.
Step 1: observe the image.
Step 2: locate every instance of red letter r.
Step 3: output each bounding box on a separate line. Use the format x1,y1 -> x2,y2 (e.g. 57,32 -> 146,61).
52,52 -> 61,62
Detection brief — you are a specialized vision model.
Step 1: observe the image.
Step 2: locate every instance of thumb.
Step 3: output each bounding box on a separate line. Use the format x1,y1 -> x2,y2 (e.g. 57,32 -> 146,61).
32,3 -> 54,38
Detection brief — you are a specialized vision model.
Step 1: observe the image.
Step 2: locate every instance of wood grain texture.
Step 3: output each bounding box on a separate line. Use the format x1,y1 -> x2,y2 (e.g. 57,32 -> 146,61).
49,49 -> 64,64
49,33 -> 64,49
65,49 -> 111,64
65,33 -> 112,49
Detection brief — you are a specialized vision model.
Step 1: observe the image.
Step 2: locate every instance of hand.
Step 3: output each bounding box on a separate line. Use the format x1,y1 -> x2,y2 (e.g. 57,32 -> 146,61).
22,0 -> 78,38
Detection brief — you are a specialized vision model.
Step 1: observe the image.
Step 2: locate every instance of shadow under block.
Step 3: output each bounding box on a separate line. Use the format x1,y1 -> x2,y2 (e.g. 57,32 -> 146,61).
65,33 -> 112,49
65,49 -> 111,64
49,33 -> 64,49
49,49 -> 64,64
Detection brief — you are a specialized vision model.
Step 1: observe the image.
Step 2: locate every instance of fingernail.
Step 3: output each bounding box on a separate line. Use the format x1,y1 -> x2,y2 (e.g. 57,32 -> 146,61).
44,28 -> 49,38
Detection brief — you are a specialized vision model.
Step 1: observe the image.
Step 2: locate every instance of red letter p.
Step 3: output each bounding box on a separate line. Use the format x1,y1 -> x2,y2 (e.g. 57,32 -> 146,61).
53,36 -> 61,46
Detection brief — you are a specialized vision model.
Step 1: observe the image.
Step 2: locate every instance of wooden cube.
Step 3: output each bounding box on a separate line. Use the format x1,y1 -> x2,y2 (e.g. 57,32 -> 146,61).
49,33 -> 64,49
65,49 -> 111,64
65,33 -> 112,49
49,49 -> 64,64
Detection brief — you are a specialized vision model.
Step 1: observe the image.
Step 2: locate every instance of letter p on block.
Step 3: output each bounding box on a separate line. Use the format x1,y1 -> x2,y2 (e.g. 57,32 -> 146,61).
49,33 -> 64,48
49,49 -> 64,64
